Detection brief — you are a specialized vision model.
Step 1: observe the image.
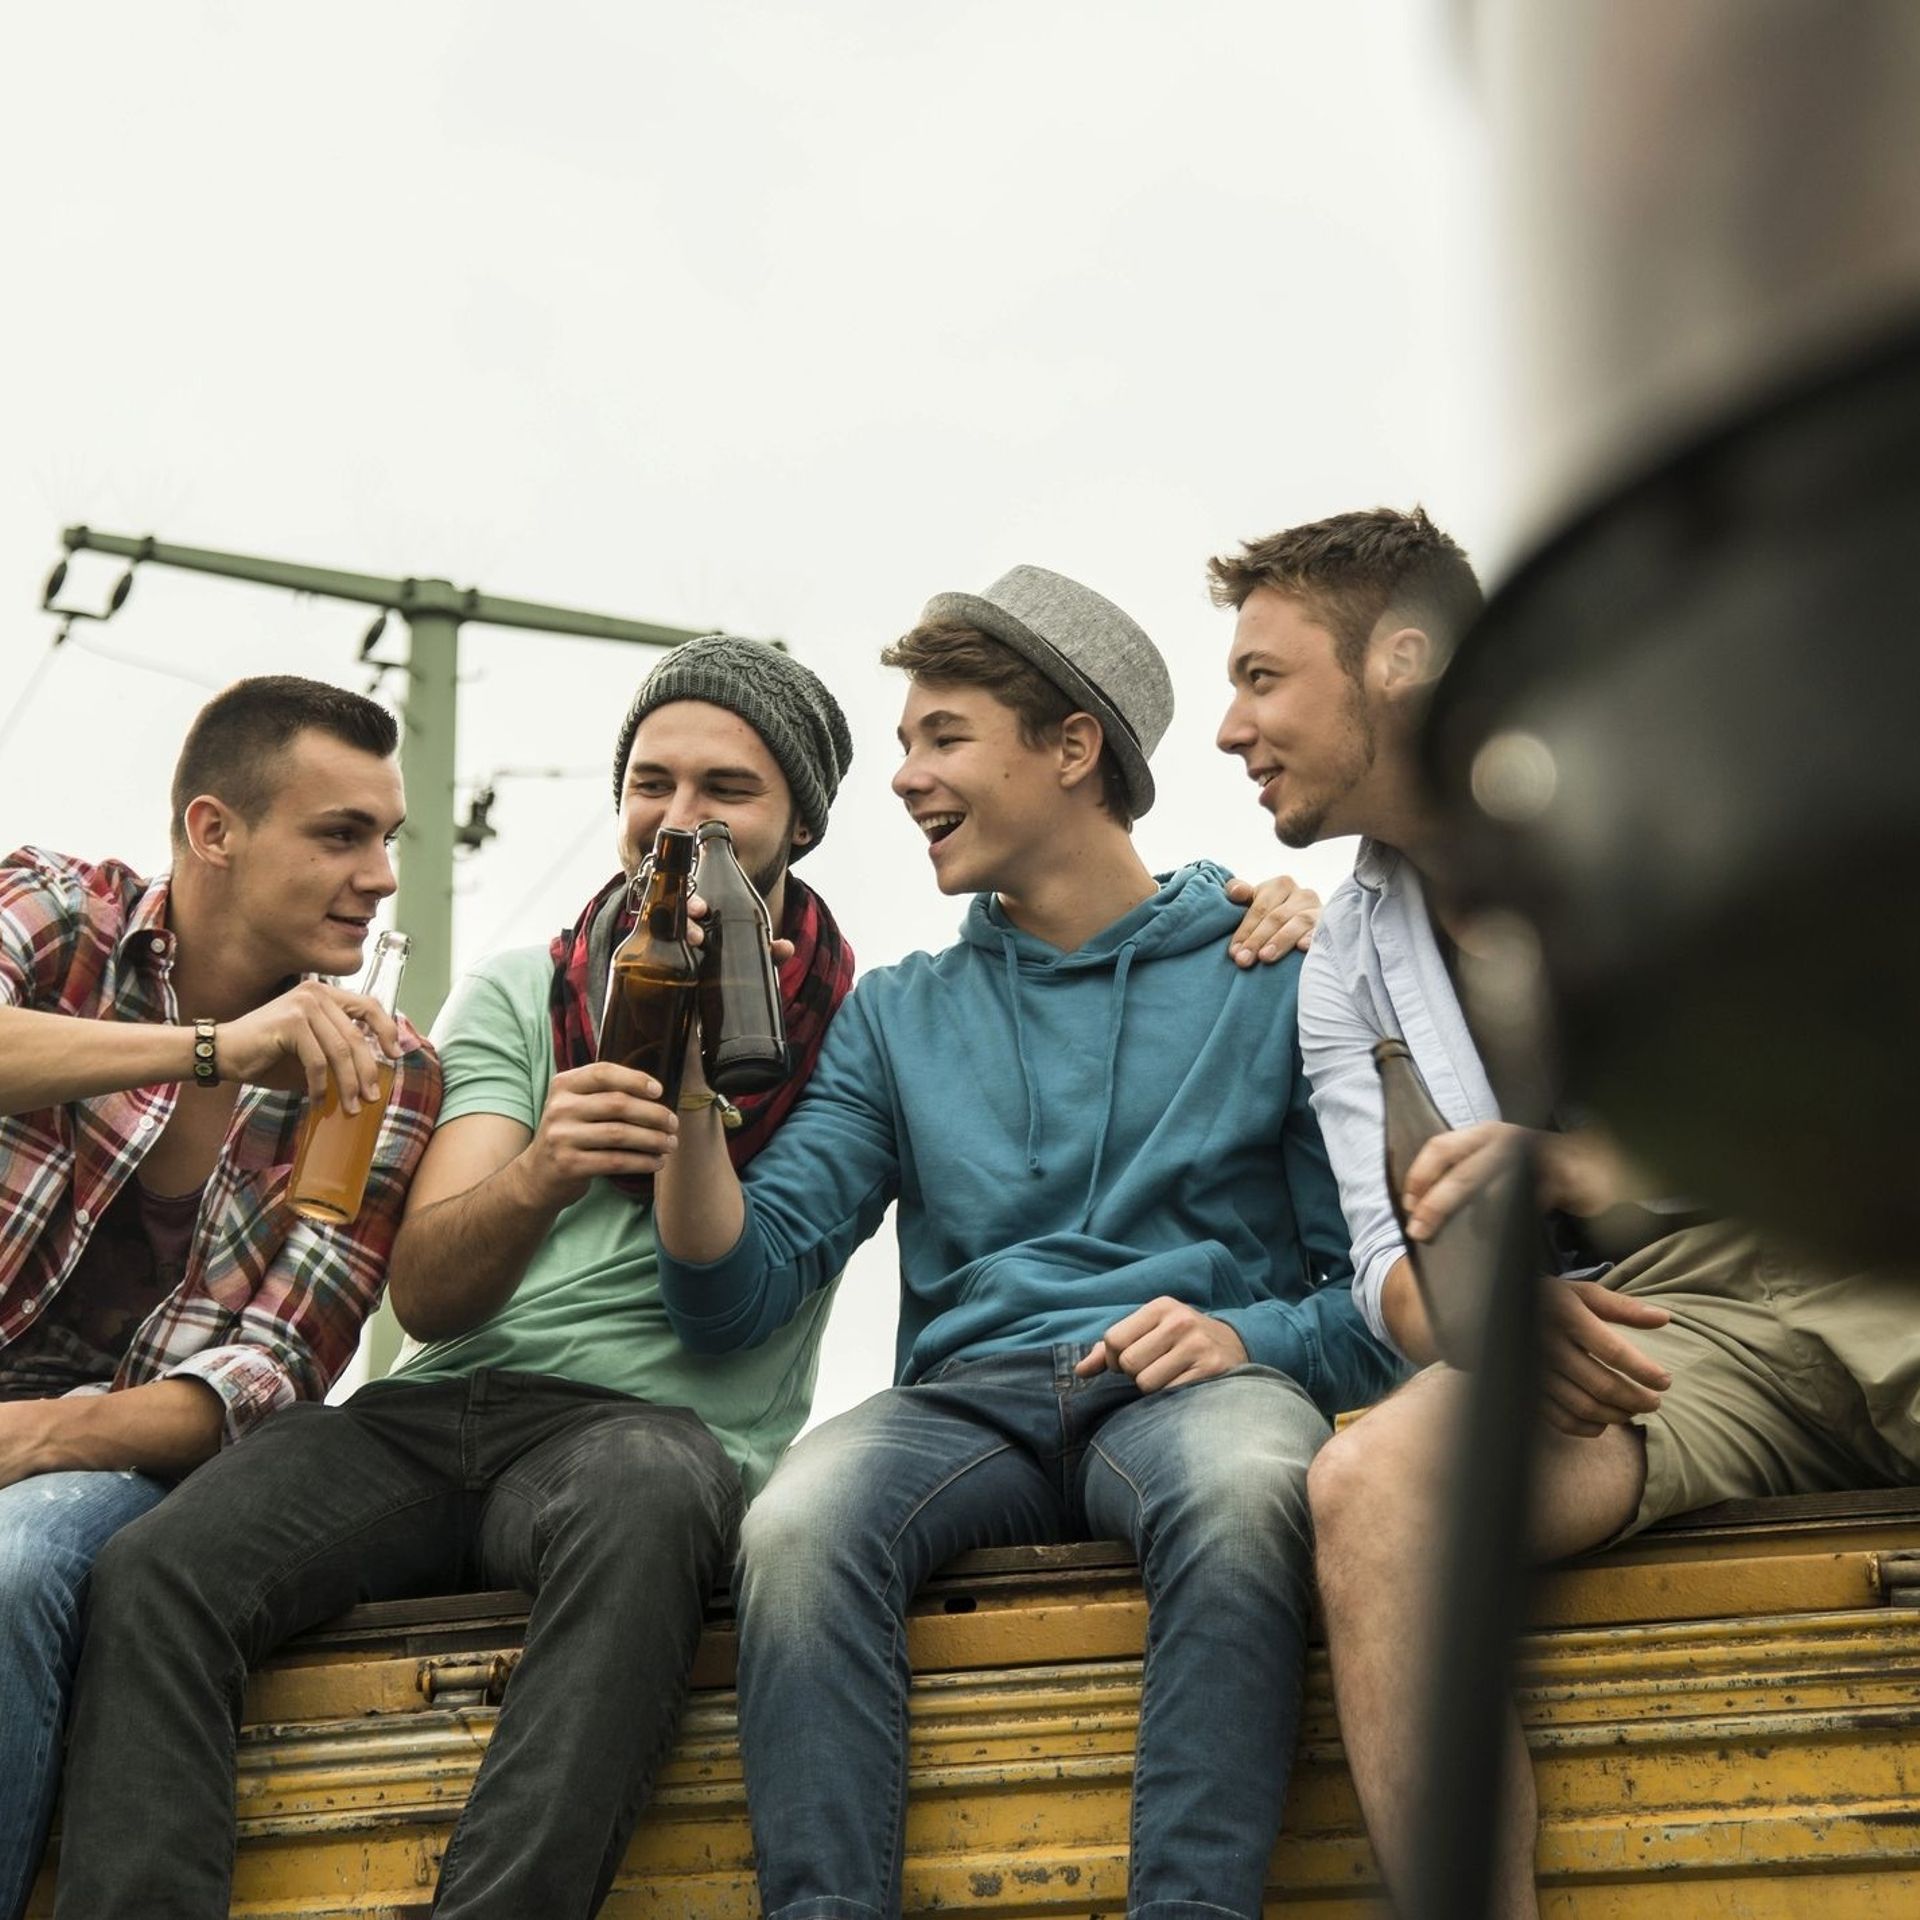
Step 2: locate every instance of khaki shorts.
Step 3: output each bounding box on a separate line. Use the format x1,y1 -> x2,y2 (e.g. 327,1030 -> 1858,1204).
1606,1223 -> 1920,1535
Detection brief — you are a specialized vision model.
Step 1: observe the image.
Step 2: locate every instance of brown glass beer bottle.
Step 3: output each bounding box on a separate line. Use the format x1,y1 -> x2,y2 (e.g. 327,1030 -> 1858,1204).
1375,1036 -> 1528,1365
288,930 -> 411,1227
597,826 -> 699,1108
692,820 -> 790,1095
1375,1038 -> 1451,1231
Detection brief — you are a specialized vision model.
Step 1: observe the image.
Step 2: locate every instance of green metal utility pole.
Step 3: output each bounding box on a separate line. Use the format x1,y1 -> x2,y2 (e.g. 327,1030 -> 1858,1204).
59,527 -> 758,1028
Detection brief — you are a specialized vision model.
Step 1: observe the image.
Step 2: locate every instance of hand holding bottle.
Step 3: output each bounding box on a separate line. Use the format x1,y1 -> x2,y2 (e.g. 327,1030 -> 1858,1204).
685,897 -> 795,966
514,1061 -> 680,1210
218,979 -> 404,1110
287,932 -> 411,1226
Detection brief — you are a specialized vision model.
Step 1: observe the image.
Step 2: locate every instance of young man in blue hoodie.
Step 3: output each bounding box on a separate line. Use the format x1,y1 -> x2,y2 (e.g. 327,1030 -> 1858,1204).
654,566 -> 1398,1920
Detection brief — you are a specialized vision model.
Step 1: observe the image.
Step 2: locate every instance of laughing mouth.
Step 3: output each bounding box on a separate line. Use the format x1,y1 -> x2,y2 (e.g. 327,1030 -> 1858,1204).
915,812 -> 965,844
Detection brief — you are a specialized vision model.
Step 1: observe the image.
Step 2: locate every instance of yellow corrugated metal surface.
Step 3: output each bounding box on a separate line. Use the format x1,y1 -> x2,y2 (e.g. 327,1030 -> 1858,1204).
30,1496 -> 1920,1915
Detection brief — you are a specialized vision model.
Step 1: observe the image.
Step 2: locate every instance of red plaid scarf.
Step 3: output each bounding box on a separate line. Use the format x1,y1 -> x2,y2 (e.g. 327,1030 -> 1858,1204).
548,869 -> 853,1189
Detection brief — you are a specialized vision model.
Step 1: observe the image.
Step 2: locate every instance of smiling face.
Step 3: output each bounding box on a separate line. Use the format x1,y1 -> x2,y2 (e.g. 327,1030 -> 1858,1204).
617,700 -> 803,913
1216,586 -> 1380,848
891,680 -> 1076,896
215,729 -> 406,977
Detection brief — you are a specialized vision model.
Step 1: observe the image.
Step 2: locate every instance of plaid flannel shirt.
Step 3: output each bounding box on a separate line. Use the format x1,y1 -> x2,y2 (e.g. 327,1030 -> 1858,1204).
0,846 -> 441,1441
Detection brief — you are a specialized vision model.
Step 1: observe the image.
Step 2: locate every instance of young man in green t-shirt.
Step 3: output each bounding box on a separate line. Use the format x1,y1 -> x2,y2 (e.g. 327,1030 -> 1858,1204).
49,639 -> 859,1920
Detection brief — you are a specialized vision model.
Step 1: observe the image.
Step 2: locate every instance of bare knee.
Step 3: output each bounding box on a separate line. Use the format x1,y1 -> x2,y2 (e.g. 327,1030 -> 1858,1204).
1308,1428 -> 1402,1601
1305,1427 -> 1371,1548
1309,1381 -> 1459,1585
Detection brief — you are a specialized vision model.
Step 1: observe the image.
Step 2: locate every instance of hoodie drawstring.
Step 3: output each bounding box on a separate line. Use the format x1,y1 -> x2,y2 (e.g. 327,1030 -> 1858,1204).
1001,928 -> 1139,1194
1003,937 -> 1046,1174
1078,940 -> 1135,1225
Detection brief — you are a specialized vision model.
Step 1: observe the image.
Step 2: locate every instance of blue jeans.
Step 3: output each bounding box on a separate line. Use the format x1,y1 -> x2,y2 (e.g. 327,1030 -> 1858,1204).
52,1372 -> 741,1920
734,1348 -> 1330,1920
0,1467 -> 169,1920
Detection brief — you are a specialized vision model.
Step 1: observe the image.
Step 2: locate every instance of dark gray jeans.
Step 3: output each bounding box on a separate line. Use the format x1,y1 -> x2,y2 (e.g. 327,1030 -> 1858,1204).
52,1369 -> 741,1920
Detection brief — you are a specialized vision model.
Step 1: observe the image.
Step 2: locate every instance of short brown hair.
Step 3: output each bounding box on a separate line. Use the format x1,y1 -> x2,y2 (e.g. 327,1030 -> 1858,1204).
1207,506 -> 1483,678
170,675 -> 399,849
880,620 -> 1133,826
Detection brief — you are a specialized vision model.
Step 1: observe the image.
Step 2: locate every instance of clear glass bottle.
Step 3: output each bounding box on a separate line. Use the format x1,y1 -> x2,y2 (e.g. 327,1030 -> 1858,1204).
288,931 -> 410,1226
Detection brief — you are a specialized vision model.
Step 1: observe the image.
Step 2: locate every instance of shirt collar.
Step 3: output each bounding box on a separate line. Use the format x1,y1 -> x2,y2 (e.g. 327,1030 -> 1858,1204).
116,871 -> 178,965
1352,838 -> 1405,894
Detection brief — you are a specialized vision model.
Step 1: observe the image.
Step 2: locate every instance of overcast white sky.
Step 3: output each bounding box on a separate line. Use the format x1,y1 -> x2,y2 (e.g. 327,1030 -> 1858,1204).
2,1 -> 1507,1425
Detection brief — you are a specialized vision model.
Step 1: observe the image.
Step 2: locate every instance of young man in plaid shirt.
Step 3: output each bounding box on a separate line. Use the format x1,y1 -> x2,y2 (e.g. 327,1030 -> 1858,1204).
49,638 -> 859,1920
0,674 -> 440,1920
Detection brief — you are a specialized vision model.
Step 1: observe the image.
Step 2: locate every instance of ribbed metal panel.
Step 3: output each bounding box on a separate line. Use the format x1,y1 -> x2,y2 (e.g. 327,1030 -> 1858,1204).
30,1501 -> 1920,1915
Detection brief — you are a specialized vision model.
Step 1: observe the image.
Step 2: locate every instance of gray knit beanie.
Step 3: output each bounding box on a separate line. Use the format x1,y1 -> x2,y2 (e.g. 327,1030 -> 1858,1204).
612,635 -> 853,859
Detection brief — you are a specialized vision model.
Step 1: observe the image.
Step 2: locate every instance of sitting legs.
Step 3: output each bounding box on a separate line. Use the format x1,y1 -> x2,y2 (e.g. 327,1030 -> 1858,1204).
53,1375 -> 739,1920
1308,1365 -> 1644,1918
0,1469 -> 166,1920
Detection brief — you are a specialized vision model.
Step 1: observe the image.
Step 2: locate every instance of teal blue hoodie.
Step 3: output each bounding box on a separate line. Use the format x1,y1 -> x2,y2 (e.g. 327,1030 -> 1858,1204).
657,863 -> 1399,1419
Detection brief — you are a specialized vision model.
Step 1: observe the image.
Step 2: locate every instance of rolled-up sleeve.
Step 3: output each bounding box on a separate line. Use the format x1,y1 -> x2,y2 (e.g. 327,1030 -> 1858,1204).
1296,929 -> 1407,1356
158,1037 -> 443,1442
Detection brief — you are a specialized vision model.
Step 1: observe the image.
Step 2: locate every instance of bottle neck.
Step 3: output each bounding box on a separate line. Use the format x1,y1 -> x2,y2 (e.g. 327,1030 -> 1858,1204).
361,934 -> 410,1016
642,866 -> 691,943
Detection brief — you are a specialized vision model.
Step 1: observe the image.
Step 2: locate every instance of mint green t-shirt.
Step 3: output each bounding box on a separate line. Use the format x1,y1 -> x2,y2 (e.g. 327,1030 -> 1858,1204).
392,945 -> 838,1498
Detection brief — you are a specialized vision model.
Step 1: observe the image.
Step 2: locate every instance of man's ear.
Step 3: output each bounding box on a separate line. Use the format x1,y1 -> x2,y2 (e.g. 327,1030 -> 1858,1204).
1378,624 -> 1440,696
791,819 -> 815,849
180,794 -> 241,870
1057,712 -> 1106,793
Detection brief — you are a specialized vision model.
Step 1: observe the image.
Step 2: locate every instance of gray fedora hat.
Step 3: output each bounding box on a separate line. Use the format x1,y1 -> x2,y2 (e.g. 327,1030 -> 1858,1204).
919,565 -> 1175,817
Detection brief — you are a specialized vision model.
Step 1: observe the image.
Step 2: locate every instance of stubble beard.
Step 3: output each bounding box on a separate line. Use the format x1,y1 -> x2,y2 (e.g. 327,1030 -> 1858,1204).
1273,687 -> 1376,848
750,847 -> 789,906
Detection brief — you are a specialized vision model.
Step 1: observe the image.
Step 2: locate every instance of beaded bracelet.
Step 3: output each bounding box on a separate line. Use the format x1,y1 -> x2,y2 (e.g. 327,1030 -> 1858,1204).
190,1017 -> 219,1088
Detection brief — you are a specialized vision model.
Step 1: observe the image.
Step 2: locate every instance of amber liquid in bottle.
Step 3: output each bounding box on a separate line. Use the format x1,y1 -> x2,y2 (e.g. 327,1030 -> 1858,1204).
598,827 -> 699,1107
289,1063 -> 398,1226
289,931 -> 411,1227
693,820 -> 790,1095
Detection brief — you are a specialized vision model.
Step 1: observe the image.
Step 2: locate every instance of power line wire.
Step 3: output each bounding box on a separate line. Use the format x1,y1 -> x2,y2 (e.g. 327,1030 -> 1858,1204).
64,631 -> 224,691
0,644 -> 61,757
469,802 -> 618,954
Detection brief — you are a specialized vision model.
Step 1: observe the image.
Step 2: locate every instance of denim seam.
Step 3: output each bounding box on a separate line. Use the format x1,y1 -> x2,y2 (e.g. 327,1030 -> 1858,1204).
869,1438 -> 1018,1903
1129,1902 -> 1258,1920
486,1453 -> 742,1571
9,1682 -> 62,1900
1088,1434 -> 1159,1887
231,1489 -> 454,1632
765,1900 -> 887,1920
883,1438 -> 1017,1557
876,1604 -> 911,1914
